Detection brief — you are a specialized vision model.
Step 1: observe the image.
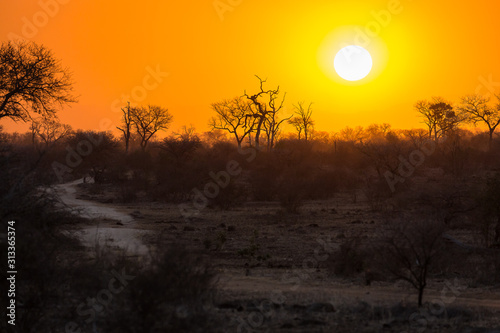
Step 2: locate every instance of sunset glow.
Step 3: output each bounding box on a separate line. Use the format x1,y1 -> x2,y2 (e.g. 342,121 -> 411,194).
1,0 -> 500,134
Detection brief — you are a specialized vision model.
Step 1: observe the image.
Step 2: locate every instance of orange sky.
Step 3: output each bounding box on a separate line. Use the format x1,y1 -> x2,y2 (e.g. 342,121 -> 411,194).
1,0 -> 500,136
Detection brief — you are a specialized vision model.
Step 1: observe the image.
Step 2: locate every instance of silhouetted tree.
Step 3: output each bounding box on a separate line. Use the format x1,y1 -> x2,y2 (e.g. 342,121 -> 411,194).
338,126 -> 366,144
161,125 -> 202,161
130,104 -> 173,150
375,218 -> 446,307
263,111 -> 291,151
117,102 -> 133,153
0,40 -> 75,121
288,117 -> 303,140
415,97 -> 463,142
66,131 -> 118,182
459,94 -> 500,150
30,117 -> 72,155
288,102 -> 314,141
210,97 -> 254,148
244,76 -> 286,151
201,129 -> 230,147
401,128 -> 429,150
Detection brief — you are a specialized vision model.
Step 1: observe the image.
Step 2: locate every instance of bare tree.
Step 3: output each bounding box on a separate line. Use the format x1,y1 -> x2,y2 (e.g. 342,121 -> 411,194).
161,125 -> 202,161
289,102 -> 314,141
117,102 -> 133,153
288,116 -> 303,140
338,126 -> 366,144
263,110 -> 291,150
0,40 -> 76,122
244,76 -> 286,151
415,97 -> 463,142
130,105 -> 173,150
31,117 -> 72,154
201,129 -> 230,147
364,123 -> 392,142
459,94 -> 500,150
209,97 -> 254,148
401,128 -> 430,150
375,218 -> 446,307
9,117 -> 72,194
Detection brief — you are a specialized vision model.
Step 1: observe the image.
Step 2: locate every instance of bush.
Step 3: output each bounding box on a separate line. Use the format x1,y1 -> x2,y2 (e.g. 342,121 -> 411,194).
329,235 -> 367,277
0,191 -> 106,333
277,165 -> 310,213
107,244 -> 218,332
208,179 -> 246,210
249,161 -> 280,201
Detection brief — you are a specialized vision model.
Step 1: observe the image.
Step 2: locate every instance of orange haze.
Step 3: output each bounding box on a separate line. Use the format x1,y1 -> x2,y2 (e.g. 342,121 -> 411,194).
1,0 -> 500,136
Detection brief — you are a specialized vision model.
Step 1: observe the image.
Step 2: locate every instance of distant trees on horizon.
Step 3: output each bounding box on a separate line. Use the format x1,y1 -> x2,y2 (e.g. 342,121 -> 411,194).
2,40 -> 500,157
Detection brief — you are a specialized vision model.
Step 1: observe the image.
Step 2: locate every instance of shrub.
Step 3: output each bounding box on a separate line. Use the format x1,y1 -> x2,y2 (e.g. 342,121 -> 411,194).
208,179 -> 246,210
107,244 -> 218,332
329,235 -> 366,277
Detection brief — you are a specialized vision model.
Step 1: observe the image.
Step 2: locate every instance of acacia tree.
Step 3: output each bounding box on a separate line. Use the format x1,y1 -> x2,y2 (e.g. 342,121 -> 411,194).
130,105 -> 173,150
117,102 -> 133,153
459,94 -> 500,150
0,40 -> 76,121
209,97 -> 255,148
288,102 -> 314,141
415,97 -> 463,142
244,76 -> 286,151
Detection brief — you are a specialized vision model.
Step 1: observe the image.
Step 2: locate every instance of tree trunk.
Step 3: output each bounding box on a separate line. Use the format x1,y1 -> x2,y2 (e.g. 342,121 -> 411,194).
488,128 -> 494,151
418,286 -> 424,307
495,215 -> 500,244
254,117 -> 265,150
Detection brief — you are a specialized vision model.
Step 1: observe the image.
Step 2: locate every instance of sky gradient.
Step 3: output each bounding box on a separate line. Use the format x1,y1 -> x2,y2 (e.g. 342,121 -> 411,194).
1,0 -> 499,135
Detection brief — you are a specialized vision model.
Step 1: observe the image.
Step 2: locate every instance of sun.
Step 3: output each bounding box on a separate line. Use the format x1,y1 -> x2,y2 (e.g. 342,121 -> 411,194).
334,45 -> 373,81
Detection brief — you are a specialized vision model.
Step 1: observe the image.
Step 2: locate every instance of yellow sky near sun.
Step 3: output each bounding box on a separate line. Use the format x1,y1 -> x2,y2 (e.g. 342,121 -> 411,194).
1,0 -> 499,136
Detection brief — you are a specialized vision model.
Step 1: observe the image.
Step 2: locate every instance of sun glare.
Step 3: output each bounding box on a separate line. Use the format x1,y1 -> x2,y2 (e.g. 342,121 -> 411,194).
334,45 -> 373,81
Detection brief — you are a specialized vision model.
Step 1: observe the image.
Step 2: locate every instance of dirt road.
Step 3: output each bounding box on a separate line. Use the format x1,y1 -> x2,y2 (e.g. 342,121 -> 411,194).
53,178 -> 149,255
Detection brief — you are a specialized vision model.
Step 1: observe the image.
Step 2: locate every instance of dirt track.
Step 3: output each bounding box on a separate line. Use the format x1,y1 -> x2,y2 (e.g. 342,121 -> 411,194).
53,179 -> 149,255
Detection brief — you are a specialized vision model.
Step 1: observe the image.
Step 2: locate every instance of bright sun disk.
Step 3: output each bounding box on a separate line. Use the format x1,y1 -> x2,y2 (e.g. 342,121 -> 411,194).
334,45 -> 373,81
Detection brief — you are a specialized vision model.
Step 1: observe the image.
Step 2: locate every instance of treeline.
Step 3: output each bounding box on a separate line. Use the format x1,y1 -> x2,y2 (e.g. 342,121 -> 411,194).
2,119 -> 499,210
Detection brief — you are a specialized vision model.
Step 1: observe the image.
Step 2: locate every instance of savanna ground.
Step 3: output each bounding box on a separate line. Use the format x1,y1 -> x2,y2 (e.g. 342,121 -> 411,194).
53,172 -> 500,333
3,131 -> 500,333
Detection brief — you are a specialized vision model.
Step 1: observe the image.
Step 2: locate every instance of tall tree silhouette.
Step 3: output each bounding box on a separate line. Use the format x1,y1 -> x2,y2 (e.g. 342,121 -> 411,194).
244,76 -> 286,150
130,105 -> 173,150
415,97 -> 463,142
0,41 -> 75,121
288,102 -> 314,141
117,102 -> 133,153
209,97 -> 255,148
459,94 -> 500,150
